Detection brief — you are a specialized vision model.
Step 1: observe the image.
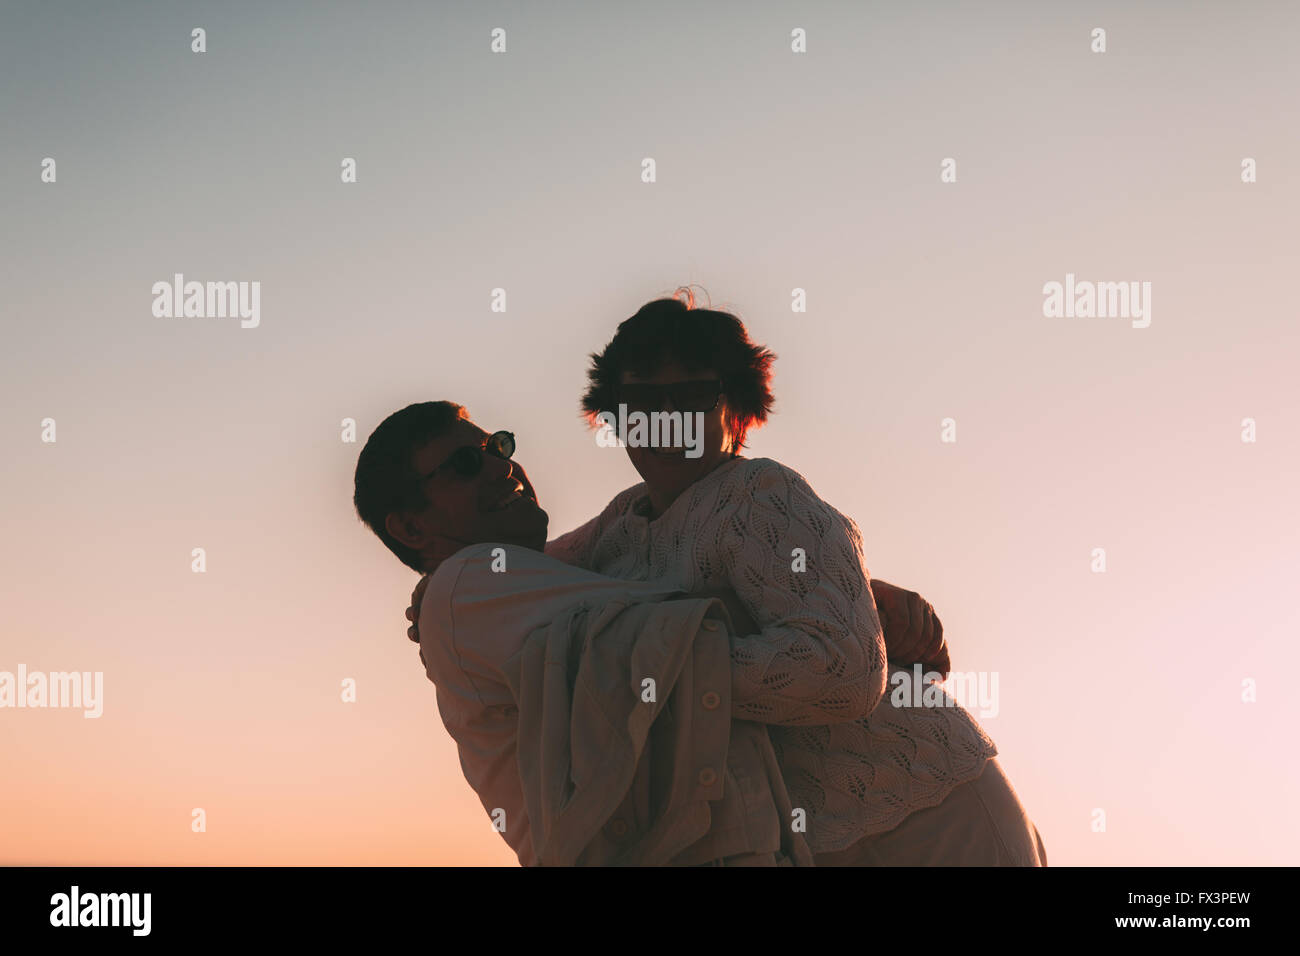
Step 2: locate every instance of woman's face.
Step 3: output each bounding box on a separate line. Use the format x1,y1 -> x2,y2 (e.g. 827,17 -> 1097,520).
619,358 -> 736,508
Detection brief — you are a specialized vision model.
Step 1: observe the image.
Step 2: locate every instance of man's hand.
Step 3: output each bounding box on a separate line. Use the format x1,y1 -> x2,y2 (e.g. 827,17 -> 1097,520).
406,575 -> 430,645
872,579 -> 950,678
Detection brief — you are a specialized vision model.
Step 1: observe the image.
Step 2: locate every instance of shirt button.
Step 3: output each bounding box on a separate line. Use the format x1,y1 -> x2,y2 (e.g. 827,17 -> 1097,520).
609,818 -> 629,838
703,621 -> 719,631
698,768 -> 717,787
701,691 -> 721,710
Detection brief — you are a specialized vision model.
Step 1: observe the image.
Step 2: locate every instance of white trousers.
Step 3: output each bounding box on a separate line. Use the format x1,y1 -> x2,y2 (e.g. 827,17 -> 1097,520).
814,758 -> 1048,867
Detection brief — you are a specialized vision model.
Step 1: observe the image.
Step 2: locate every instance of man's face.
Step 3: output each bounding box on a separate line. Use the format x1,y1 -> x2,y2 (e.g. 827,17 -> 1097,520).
391,420 -> 548,561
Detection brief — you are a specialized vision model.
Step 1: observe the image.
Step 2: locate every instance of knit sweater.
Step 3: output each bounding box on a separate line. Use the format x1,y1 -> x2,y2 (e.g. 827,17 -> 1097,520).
546,455 -> 998,853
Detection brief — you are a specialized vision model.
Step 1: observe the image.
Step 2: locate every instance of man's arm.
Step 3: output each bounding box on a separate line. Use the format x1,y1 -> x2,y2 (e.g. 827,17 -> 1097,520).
419,543 -> 685,686
409,559 -> 951,682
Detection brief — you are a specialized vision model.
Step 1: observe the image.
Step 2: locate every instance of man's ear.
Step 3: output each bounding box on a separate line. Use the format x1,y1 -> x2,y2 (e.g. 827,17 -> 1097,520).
384,511 -> 428,550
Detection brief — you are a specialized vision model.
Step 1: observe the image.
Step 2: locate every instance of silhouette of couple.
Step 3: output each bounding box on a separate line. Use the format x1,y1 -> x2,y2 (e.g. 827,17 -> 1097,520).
353,290 -> 1046,866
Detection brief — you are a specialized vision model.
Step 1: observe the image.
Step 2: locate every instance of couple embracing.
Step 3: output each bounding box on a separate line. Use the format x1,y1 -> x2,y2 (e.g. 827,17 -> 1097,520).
353,291 -> 1047,867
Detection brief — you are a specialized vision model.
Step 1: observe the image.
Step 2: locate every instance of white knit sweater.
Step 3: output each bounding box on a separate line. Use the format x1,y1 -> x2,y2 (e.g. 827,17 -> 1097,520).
546,456 -> 997,853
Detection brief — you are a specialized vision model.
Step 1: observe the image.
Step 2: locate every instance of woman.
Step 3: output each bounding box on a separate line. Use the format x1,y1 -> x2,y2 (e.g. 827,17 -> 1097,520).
544,290 -> 1046,865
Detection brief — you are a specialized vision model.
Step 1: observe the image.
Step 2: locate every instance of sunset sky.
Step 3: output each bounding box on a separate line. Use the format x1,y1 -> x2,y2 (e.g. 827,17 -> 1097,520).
2,1 -> 1297,865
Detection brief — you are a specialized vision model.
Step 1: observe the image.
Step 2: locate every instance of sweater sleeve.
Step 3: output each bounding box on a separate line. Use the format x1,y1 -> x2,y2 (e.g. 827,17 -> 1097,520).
717,460 -> 888,726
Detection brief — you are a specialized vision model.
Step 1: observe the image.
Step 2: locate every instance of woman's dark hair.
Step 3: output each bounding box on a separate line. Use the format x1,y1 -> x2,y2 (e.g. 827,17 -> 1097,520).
581,289 -> 776,452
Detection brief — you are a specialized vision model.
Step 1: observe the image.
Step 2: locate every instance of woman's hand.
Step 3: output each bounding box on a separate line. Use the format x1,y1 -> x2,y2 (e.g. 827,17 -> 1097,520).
872,579 -> 950,678
406,575 -> 430,645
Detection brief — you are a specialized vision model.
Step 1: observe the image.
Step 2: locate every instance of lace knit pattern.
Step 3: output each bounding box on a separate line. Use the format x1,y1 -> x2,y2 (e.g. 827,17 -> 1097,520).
546,457 -> 998,852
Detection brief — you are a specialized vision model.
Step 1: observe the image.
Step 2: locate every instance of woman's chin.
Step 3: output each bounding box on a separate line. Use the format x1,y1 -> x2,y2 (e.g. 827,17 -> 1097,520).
632,452 -> 708,499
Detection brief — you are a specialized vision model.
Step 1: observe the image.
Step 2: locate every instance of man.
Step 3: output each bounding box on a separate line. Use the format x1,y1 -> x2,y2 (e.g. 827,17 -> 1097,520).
354,400 -> 830,865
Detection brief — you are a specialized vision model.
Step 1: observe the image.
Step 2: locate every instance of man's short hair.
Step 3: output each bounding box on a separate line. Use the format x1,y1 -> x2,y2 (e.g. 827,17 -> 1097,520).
580,291 -> 776,451
353,400 -> 469,572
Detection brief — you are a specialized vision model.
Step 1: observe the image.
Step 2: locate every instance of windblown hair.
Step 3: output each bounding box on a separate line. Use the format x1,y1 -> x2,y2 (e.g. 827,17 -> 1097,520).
580,290 -> 776,451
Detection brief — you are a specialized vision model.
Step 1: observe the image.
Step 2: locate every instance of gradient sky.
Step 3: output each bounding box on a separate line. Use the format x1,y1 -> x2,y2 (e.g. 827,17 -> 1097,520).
2,0 -> 1297,865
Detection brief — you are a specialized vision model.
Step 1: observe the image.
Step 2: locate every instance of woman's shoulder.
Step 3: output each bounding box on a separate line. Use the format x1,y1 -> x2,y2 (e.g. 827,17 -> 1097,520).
607,478 -> 650,515
725,456 -> 817,494
726,457 -> 859,534
545,479 -> 648,560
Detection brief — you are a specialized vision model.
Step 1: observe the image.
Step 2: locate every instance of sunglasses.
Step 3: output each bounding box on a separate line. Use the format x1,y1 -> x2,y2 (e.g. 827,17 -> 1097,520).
616,379 -> 723,414
421,430 -> 516,482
